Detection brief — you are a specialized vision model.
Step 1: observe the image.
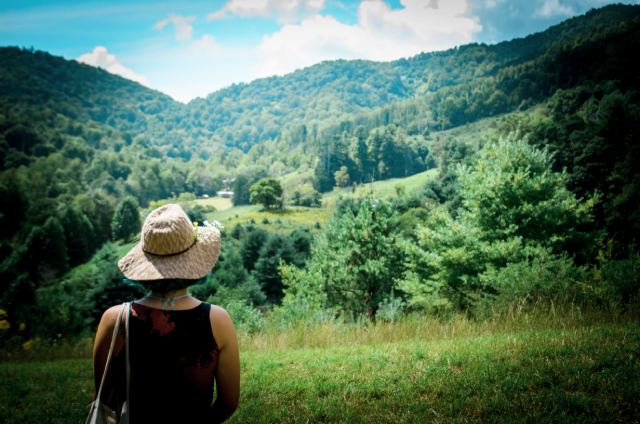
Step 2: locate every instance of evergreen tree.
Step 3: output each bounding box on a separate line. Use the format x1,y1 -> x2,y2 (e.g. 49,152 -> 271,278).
25,216 -> 69,281
252,234 -> 294,304
288,228 -> 313,267
232,175 -> 251,206
239,227 -> 268,271
304,198 -> 405,318
111,196 -> 141,241
60,205 -> 95,266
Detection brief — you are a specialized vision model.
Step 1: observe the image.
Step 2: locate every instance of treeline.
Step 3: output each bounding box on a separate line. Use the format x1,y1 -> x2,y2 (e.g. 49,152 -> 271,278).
183,4 -> 640,150
526,83 -> 640,255
312,124 -> 433,192
297,12 -> 640,148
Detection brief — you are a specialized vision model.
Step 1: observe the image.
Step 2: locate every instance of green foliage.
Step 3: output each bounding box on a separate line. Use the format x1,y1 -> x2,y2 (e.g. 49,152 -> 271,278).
375,292 -> 406,323
185,203 -> 214,224
313,124 -> 430,192
232,174 -> 252,206
239,227 -> 268,271
0,176 -> 28,239
458,136 -> 593,250
25,216 -> 70,281
287,228 -> 313,267
275,262 -> 332,328
476,246 -> 591,313
302,197 -> 406,318
594,247 -> 640,305
201,246 -> 266,307
111,196 -> 140,241
290,183 -> 322,207
252,235 -> 293,304
403,137 -> 593,310
333,165 -> 350,187
213,298 -> 264,333
59,205 -> 95,266
25,242 -> 144,338
249,178 -> 283,210
528,85 -> 640,252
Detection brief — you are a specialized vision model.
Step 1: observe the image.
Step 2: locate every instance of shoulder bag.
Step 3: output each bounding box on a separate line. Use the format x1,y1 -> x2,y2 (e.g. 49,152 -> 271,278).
86,302 -> 131,424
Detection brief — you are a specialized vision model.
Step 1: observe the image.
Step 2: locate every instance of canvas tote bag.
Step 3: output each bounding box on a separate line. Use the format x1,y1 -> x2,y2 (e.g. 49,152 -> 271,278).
86,302 -> 131,424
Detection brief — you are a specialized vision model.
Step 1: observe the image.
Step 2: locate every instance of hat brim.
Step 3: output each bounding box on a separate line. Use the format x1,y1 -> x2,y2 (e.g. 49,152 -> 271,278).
117,226 -> 221,281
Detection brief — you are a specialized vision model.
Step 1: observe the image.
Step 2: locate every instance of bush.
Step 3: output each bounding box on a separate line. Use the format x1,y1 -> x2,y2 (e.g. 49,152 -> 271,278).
211,298 -> 263,333
476,246 -> 590,312
375,293 -> 406,323
271,263 -> 334,330
596,249 -> 640,305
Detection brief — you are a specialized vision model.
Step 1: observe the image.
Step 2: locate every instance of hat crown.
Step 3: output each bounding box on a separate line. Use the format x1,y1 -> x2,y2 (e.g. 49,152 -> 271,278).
141,204 -> 194,256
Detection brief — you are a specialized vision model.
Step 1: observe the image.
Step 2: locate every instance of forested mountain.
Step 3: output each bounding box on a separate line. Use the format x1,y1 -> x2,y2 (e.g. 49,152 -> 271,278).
0,47 -> 181,165
2,4 -> 639,161
181,4 -> 640,149
1,4 -> 639,336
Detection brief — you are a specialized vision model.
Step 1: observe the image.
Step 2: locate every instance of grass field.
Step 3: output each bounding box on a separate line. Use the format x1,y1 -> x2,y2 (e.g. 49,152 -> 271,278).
1,310 -> 638,423
198,168 -> 437,232
197,196 -> 234,211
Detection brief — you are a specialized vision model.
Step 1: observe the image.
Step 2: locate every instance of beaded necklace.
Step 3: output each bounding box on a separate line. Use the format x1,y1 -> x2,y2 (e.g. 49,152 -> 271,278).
143,292 -> 191,310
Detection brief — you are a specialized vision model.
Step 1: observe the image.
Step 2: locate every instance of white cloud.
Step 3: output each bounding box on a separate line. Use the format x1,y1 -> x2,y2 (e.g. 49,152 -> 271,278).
154,14 -> 195,40
255,0 -> 481,77
76,46 -> 148,85
191,34 -> 224,57
209,0 -> 325,24
535,0 -> 575,17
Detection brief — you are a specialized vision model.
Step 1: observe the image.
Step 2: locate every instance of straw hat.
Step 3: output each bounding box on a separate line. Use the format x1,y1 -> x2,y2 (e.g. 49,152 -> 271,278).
118,203 -> 221,281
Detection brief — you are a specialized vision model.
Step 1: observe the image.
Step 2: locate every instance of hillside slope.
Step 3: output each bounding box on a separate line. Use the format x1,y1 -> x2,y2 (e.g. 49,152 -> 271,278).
180,4 -> 640,149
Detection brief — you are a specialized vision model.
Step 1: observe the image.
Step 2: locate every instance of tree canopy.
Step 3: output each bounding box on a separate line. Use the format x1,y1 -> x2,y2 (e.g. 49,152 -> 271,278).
250,178 -> 283,210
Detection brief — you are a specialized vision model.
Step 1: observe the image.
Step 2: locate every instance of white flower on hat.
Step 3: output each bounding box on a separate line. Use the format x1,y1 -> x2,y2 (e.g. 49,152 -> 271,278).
204,220 -> 224,231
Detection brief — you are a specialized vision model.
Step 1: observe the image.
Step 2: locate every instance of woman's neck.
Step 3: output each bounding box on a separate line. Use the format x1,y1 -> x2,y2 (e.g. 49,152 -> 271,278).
140,288 -> 194,310
148,288 -> 189,299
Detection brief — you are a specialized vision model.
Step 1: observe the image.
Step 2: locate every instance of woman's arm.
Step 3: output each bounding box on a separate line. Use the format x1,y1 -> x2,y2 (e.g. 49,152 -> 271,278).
210,305 -> 240,422
92,305 -> 123,394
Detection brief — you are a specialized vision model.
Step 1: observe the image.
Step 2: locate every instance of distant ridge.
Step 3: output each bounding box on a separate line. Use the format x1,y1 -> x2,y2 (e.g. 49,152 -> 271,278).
0,3 -> 638,160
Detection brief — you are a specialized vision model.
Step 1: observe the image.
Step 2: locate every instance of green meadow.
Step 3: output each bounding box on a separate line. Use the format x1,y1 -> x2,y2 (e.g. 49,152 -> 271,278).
200,168 -> 437,232
1,308 -> 638,423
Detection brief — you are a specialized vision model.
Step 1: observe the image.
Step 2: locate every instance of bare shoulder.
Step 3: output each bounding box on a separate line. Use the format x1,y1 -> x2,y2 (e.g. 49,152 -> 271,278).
100,305 -> 123,325
208,304 -> 236,349
94,305 -> 126,356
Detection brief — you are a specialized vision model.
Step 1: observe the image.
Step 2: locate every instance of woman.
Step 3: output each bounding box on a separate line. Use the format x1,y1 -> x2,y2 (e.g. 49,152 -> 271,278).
92,203 -> 240,423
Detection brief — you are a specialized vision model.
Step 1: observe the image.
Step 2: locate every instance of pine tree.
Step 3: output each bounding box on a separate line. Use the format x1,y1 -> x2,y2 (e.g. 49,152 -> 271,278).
111,196 -> 141,241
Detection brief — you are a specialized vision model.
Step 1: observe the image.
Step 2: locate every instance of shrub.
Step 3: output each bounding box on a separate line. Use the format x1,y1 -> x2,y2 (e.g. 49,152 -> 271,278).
375,293 -> 406,323
212,298 -> 263,333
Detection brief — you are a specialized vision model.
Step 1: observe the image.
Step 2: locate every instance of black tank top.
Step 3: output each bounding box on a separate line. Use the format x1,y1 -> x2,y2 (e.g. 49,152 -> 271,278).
112,301 -> 219,423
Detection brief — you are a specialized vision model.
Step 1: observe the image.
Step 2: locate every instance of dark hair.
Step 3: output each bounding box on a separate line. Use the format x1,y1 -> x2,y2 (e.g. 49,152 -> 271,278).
124,277 -> 207,293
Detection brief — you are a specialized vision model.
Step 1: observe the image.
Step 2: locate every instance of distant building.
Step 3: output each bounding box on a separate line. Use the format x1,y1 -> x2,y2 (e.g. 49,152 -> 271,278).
217,191 -> 234,198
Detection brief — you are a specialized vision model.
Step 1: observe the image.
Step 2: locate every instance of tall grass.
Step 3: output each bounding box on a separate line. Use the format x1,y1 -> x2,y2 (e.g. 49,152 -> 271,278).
1,303 -> 638,423
239,301 -> 635,351
2,302 -> 636,362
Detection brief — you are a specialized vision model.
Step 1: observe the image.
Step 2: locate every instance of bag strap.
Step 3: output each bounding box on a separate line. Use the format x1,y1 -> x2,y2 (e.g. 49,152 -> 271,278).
125,302 -> 131,409
95,303 -> 126,403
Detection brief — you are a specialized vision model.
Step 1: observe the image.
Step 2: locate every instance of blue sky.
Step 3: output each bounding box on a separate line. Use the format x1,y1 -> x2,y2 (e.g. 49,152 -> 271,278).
1,0 -> 638,102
